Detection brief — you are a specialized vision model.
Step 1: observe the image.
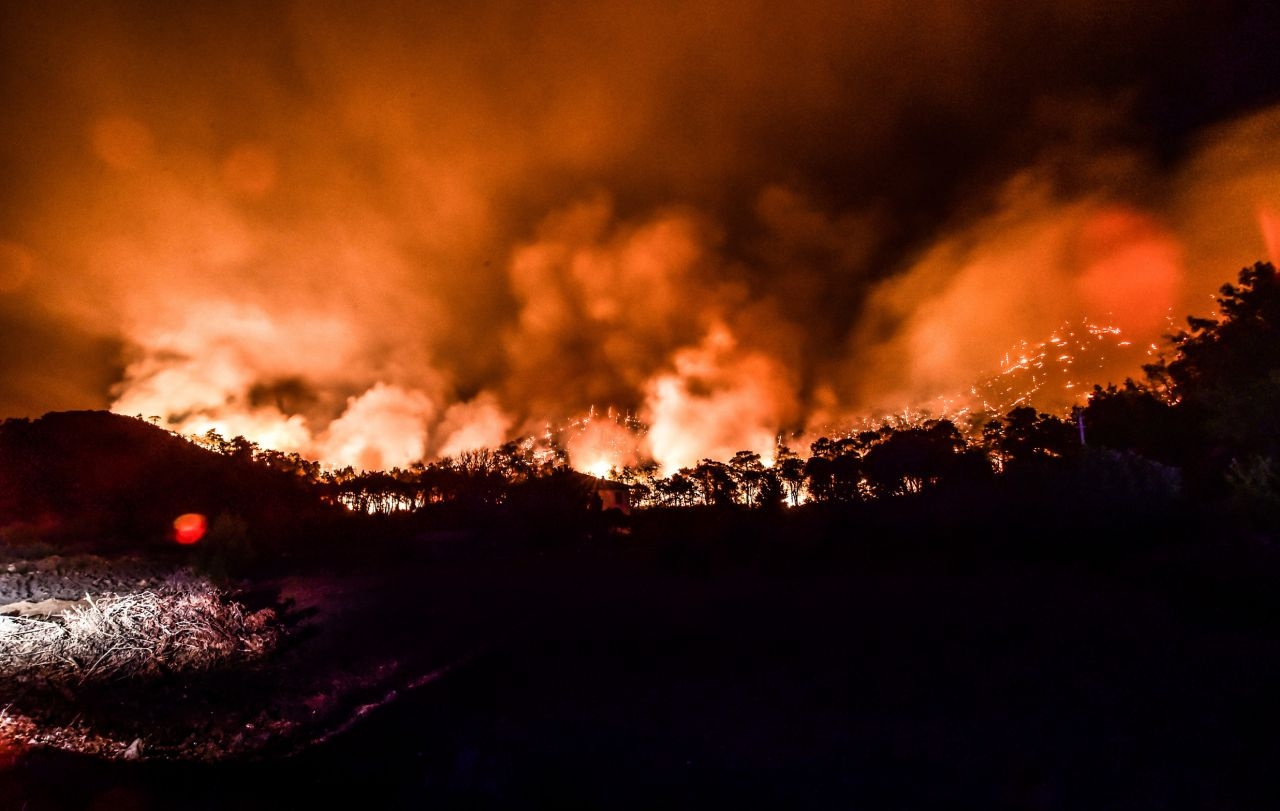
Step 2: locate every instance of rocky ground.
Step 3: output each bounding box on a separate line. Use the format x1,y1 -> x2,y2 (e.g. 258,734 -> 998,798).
0,554 -> 195,607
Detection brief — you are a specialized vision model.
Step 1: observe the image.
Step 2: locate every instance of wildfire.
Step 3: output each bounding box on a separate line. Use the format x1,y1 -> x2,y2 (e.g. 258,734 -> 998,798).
958,318 -> 1170,418
9,10 -> 1263,474
561,407 -> 643,478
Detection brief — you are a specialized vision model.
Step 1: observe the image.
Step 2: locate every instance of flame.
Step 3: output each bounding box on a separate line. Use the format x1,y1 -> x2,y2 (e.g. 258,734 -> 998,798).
563,408 -> 645,477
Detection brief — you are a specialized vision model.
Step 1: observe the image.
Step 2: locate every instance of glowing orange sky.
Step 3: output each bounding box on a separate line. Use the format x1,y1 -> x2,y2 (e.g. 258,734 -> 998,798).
2,1 -> 1280,469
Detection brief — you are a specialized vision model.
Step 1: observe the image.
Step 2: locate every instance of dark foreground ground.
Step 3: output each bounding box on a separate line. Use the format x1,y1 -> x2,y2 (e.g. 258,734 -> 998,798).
2,516 -> 1279,810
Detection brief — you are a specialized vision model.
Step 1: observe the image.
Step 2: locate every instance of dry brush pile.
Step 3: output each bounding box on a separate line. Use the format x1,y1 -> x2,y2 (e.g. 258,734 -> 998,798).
0,586 -> 281,687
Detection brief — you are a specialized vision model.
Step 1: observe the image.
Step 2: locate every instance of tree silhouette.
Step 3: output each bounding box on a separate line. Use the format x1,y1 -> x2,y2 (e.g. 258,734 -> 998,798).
692,459 -> 737,507
862,420 -> 970,497
728,450 -> 765,507
1082,381 -> 1187,466
984,406 -> 1076,472
658,470 -> 696,507
1148,261 -> 1280,466
804,437 -> 863,503
774,443 -> 806,506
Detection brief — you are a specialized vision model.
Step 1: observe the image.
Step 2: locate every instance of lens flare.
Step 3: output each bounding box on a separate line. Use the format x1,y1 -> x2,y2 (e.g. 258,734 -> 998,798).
173,513 -> 207,545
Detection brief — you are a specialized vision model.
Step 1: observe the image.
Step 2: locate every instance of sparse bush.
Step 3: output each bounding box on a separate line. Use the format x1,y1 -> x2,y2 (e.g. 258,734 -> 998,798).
1077,447 -> 1183,508
1226,455 -> 1280,532
193,511 -> 256,580
0,585 -> 280,686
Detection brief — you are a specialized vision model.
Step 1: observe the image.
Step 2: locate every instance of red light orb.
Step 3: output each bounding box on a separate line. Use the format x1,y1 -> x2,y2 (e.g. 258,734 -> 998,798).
173,513 -> 207,545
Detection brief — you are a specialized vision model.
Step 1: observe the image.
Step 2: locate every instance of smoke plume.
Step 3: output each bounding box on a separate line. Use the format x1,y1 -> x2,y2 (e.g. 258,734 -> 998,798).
2,1 -> 1279,469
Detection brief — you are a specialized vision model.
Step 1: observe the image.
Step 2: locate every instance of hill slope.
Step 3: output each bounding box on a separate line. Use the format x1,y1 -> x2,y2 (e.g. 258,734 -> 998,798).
0,411 -> 322,549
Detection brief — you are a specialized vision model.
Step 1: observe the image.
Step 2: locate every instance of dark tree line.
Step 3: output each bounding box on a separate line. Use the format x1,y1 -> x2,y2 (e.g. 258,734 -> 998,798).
622,263 -> 1280,516
98,261 -> 1280,533
623,407 -> 1081,510
1091,261 -> 1280,525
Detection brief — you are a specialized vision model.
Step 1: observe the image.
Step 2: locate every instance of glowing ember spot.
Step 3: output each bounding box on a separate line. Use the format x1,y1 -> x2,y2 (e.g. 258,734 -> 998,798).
173,513 -> 207,545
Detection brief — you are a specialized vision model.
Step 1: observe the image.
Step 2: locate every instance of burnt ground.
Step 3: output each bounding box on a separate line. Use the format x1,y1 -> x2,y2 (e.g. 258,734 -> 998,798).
0,555 -> 193,605
2,528 -> 1279,810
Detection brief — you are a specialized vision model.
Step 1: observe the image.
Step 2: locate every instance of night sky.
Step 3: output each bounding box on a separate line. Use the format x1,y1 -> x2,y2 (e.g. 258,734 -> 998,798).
2,1 -> 1279,471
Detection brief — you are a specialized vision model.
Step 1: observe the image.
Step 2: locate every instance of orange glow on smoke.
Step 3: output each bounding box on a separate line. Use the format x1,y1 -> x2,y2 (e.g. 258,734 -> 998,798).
1076,208 -> 1181,335
1259,205 -> 1280,266
0,240 -> 34,294
6,8 -> 1278,457
220,143 -> 279,199
89,115 -> 154,171
643,324 -> 792,474
173,513 -> 208,545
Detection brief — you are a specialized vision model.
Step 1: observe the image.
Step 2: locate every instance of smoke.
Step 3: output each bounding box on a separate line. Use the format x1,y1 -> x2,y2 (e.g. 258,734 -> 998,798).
434,393 -> 513,459
502,195 -> 722,417
848,177 -> 1179,414
643,324 -> 796,474
1170,108 -> 1280,282
317,383 -> 435,472
846,106 -> 1280,418
2,2 -> 1280,469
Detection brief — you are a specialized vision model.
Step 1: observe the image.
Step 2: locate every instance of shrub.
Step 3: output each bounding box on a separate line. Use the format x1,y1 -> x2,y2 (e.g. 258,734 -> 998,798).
193,511 -> 256,580
0,585 -> 279,686
1226,455 -> 1280,532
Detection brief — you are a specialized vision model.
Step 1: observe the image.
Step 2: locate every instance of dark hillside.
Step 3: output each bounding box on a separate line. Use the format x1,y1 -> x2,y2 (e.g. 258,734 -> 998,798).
0,411 -> 324,551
